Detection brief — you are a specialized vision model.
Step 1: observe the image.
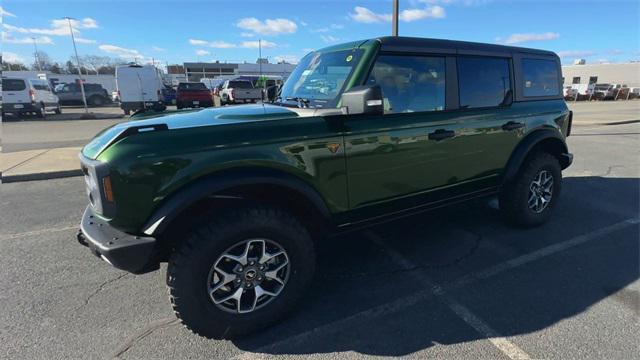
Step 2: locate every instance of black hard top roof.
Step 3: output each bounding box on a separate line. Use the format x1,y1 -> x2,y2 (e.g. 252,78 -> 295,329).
375,36 -> 558,57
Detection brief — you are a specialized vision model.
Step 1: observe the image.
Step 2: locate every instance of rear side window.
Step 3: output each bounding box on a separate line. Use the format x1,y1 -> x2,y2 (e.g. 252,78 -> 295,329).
3,79 -> 26,91
522,59 -> 560,97
366,55 -> 446,113
457,57 -> 511,108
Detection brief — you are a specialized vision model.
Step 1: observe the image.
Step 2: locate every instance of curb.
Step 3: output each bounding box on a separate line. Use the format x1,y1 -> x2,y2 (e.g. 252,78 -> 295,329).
1,169 -> 83,183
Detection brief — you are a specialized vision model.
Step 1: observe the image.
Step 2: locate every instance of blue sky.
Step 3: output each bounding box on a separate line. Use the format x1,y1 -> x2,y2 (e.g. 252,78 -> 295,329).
2,0 -> 638,68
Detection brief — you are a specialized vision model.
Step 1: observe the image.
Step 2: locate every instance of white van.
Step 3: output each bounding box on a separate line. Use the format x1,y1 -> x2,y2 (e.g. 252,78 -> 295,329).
2,77 -> 60,118
115,65 -> 165,115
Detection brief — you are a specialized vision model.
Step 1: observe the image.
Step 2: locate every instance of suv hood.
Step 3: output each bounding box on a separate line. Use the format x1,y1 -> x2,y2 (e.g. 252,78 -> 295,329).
82,104 -> 307,159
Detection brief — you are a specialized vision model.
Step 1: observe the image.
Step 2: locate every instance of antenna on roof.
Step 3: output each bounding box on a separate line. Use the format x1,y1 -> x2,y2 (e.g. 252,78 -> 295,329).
392,0 -> 399,36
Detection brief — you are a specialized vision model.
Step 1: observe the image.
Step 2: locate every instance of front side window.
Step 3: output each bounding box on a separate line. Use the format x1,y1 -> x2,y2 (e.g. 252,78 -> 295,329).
458,57 -> 511,108
279,49 -> 363,108
366,55 -> 446,114
522,58 -> 560,97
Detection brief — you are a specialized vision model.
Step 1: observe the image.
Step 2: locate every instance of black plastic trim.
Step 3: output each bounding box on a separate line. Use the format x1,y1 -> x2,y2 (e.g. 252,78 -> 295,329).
79,206 -> 158,274
141,168 -> 333,236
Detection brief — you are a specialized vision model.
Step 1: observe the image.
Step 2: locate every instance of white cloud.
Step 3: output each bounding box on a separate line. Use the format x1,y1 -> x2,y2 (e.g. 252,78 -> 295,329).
240,32 -> 255,37
497,32 -> 559,45
274,54 -> 299,63
0,6 -> 16,18
209,41 -> 238,48
2,51 -> 25,63
74,37 -> 97,44
400,5 -> 445,21
188,39 -> 277,49
557,50 -> 596,58
152,46 -> 166,51
312,23 -> 345,33
99,44 -> 143,60
241,40 -> 277,49
195,49 -> 210,56
349,6 -> 392,23
188,39 -> 208,46
320,35 -> 340,43
3,17 -> 98,37
2,32 -> 54,45
236,17 -> 297,35
300,21 -> 308,27
350,5 -> 444,23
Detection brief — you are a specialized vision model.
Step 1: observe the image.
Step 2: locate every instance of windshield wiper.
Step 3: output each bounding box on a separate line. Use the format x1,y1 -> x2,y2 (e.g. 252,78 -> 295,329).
285,97 -> 312,108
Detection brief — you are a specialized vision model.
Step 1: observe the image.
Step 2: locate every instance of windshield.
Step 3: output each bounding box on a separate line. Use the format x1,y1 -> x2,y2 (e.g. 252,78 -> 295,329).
279,49 -> 363,108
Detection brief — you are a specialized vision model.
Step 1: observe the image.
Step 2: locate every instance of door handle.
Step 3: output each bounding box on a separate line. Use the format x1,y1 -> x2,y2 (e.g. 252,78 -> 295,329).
428,129 -> 455,141
502,121 -> 525,131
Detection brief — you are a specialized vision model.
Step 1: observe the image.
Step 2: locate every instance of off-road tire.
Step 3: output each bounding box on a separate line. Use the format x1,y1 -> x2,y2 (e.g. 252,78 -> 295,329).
500,152 -> 562,227
167,206 -> 316,339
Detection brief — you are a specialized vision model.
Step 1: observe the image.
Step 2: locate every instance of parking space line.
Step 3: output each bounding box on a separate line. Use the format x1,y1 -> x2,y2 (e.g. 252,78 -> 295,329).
236,217 -> 638,358
0,224 -> 77,241
369,232 -> 531,360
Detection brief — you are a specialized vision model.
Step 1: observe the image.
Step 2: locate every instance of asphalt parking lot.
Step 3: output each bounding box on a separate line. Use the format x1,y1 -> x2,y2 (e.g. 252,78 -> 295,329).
0,106 -> 638,359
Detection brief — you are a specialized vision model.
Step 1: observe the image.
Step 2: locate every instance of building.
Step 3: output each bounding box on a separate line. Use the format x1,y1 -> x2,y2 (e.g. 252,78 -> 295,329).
180,61 -> 296,82
561,62 -> 640,87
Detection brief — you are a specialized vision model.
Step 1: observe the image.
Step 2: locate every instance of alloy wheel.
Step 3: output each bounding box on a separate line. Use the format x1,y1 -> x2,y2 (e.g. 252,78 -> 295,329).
207,239 -> 289,314
528,169 -> 554,213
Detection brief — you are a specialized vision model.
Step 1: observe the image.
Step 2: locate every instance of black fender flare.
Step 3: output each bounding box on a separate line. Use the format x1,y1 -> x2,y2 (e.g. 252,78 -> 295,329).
502,128 -> 569,185
141,167 -> 332,236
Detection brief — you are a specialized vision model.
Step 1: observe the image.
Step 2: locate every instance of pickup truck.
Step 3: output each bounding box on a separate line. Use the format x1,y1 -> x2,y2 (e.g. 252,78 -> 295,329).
219,79 -> 262,104
77,36 -> 573,339
176,82 -> 213,109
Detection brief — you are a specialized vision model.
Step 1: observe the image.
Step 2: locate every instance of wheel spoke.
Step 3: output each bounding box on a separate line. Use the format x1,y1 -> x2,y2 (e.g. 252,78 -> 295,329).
260,250 -> 285,264
210,267 -> 237,293
221,242 -> 250,266
265,260 -> 288,284
212,286 -> 243,305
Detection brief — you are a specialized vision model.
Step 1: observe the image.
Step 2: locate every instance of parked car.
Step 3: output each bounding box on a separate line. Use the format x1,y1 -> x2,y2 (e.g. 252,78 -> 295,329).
116,64 -> 165,115
563,86 -> 577,100
55,83 -> 111,106
162,85 -> 177,105
220,79 -> 262,104
77,36 -> 573,339
176,82 -> 213,109
2,77 -> 61,118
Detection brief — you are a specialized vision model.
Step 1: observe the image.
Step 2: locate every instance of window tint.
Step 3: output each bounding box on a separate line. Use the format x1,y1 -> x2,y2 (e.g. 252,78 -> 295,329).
522,59 -> 560,97
366,55 -> 445,113
178,82 -> 208,90
229,81 -> 253,89
3,79 -> 26,91
30,80 -> 50,91
458,57 -> 511,108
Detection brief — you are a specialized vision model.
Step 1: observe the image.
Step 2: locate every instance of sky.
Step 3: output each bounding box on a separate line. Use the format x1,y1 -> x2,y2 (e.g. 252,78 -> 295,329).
2,0 -> 639,69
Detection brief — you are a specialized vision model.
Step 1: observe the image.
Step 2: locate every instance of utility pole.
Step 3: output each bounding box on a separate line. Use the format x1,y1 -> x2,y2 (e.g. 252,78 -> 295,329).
392,0 -> 399,36
32,37 -> 42,71
64,17 -> 89,115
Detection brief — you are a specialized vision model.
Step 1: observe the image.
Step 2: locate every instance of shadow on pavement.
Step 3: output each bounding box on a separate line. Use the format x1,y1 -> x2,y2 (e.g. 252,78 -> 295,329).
231,176 -> 639,356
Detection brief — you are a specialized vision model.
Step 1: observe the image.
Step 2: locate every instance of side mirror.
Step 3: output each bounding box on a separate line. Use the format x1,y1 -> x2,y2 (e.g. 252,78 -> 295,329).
340,85 -> 383,115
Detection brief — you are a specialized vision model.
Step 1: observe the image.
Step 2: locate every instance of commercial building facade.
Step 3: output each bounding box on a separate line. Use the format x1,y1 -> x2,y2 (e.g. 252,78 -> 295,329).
561,62 -> 640,87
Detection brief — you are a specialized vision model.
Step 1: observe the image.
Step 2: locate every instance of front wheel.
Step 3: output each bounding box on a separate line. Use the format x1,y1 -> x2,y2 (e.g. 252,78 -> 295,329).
499,152 -> 562,227
167,206 -> 316,338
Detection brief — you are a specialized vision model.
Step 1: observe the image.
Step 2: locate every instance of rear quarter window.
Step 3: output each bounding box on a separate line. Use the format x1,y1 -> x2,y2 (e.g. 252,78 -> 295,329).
522,58 -> 560,97
3,79 -> 26,91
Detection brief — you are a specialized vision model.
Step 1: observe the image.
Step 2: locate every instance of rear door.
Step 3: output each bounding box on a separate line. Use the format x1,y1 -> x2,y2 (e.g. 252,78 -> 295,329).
343,54 -> 459,218
3,78 -> 29,105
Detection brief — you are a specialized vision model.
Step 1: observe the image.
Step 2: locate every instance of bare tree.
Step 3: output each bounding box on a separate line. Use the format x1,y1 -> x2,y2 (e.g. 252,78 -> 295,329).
32,51 -> 53,71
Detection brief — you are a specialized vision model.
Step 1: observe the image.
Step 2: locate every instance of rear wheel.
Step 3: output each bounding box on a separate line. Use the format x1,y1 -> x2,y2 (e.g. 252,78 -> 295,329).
167,206 -> 316,339
54,105 -> 62,115
123,109 -> 131,115
500,152 -> 562,227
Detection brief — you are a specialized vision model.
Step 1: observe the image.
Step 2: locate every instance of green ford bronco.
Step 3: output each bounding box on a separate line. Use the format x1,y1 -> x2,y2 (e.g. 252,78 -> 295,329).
77,36 -> 573,338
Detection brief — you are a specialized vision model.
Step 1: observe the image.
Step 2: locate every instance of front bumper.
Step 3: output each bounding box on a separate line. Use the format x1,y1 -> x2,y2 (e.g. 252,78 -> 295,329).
77,206 -> 158,274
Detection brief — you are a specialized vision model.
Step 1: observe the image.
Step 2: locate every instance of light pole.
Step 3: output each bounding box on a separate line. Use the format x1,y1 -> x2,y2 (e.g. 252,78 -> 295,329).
392,0 -> 399,36
32,37 -> 42,71
64,17 -> 89,115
